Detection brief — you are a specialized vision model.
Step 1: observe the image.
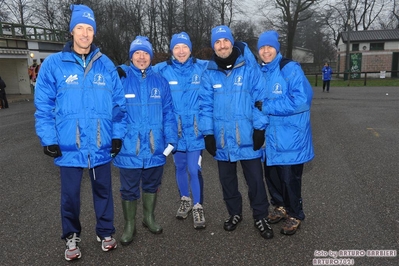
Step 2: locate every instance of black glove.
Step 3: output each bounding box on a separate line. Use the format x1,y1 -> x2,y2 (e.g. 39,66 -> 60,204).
111,139 -> 122,157
204,135 -> 216,156
255,101 -> 263,111
252,129 -> 265,151
43,145 -> 62,158
116,67 -> 126,78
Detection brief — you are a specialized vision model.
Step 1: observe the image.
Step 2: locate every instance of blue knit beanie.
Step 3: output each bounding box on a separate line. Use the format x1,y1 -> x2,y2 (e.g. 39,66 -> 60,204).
257,30 -> 280,52
170,32 -> 192,52
129,36 -> 154,59
211,25 -> 234,48
69,4 -> 96,34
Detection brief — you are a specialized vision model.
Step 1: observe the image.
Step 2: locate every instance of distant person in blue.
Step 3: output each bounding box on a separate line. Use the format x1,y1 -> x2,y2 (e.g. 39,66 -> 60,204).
322,62 -> 333,92
34,4 -> 126,261
199,25 -> 273,240
113,36 -> 178,246
153,32 -> 208,229
257,30 -> 314,235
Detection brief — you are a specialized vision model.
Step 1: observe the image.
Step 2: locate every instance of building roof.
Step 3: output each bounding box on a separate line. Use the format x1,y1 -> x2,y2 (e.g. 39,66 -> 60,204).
337,29 -> 399,44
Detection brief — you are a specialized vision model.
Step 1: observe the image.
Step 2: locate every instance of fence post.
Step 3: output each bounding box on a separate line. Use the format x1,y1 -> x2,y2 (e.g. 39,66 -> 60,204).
364,72 -> 367,86
315,74 -> 318,87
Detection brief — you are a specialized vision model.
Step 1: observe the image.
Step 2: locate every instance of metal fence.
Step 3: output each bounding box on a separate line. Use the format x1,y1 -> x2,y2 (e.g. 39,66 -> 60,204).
0,22 -> 69,43
309,70 -> 399,86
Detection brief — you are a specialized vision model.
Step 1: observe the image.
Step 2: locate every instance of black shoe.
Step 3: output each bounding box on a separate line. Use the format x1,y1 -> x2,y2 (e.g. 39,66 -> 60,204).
224,214 -> 242,231
255,218 -> 274,239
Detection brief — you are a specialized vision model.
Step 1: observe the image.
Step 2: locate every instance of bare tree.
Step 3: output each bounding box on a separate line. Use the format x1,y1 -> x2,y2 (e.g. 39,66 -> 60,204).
350,0 -> 385,30
207,0 -> 235,26
295,13 -> 336,64
232,20 -> 258,54
377,0 -> 399,29
95,0 -> 146,64
324,0 -> 388,38
0,0 -> 11,21
29,0 -> 73,30
4,0 -> 35,25
276,0 -> 316,59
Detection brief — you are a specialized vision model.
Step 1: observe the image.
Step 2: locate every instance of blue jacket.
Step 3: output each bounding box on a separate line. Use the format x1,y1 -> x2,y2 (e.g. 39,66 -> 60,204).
153,57 -> 208,152
322,66 -> 333,81
259,53 -> 314,166
199,42 -> 265,162
34,41 -> 127,168
113,63 -> 178,169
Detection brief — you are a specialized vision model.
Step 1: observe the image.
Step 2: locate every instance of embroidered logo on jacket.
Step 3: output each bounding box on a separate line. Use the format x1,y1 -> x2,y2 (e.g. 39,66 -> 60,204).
177,33 -> 189,41
192,74 -> 200,84
93,74 -> 105,86
216,27 -> 227,34
273,83 -> 283,94
150,88 -> 161,98
83,12 -> 95,22
65,74 -> 78,84
234,76 -> 243,86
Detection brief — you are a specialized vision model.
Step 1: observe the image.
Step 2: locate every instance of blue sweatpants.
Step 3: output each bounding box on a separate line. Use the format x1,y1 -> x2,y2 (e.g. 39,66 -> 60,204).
60,162 -> 115,239
119,166 -> 163,201
217,158 -> 269,220
264,163 -> 305,220
173,150 -> 203,204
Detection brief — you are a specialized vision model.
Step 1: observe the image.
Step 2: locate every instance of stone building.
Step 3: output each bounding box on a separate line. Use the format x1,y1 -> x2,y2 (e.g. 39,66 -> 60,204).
336,29 -> 399,78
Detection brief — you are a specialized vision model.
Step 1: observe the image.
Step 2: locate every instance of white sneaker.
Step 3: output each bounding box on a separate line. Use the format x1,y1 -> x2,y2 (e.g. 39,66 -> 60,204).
96,236 -> 117,251
192,203 -> 206,229
176,196 -> 192,219
65,233 -> 81,261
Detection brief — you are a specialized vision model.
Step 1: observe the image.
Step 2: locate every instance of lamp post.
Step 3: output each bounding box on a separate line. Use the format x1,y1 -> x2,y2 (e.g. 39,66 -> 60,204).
345,1 -> 352,81
29,52 -> 35,66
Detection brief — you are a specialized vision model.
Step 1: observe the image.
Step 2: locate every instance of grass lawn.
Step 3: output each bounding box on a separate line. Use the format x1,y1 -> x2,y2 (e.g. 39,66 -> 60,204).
306,75 -> 399,87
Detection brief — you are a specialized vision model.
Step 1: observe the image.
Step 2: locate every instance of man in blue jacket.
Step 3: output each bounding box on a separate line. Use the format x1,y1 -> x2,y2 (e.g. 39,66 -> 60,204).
199,25 -> 273,239
257,30 -> 314,235
113,36 -> 178,246
153,32 -> 208,229
34,4 -> 127,261
322,62 -> 333,92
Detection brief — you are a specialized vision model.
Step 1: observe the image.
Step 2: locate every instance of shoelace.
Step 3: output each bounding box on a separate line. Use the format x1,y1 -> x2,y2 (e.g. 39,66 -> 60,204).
274,207 -> 286,216
193,207 -> 204,222
66,234 -> 81,250
283,217 -> 298,227
178,200 -> 191,212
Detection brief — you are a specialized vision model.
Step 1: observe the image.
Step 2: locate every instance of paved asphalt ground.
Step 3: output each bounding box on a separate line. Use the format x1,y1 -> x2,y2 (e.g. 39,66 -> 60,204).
1,87 -> 398,266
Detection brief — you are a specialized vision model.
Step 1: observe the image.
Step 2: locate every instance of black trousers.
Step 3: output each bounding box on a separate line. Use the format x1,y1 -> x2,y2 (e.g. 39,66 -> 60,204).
264,164 -> 305,220
217,158 -> 269,220
323,80 -> 331,92
0,92 -> 8,108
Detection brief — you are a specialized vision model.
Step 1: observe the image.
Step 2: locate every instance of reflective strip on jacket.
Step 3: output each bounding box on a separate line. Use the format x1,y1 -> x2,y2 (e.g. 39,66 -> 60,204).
34,41 -> 127,168
153,57 -> 208,152
199,41 -> 265,162
260,52 -> 315,166
113,64 -> 178,169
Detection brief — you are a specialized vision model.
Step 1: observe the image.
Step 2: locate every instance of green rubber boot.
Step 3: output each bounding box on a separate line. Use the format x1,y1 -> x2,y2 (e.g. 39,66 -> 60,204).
142,193 -> 163,234
120,200 -> 137,246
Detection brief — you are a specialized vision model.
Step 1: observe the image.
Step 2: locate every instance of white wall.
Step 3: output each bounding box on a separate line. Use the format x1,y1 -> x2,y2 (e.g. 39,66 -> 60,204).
0,58 -> 31,95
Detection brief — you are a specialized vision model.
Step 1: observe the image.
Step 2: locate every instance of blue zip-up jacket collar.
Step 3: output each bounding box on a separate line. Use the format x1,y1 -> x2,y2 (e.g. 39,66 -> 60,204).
128,62 -> 154,79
